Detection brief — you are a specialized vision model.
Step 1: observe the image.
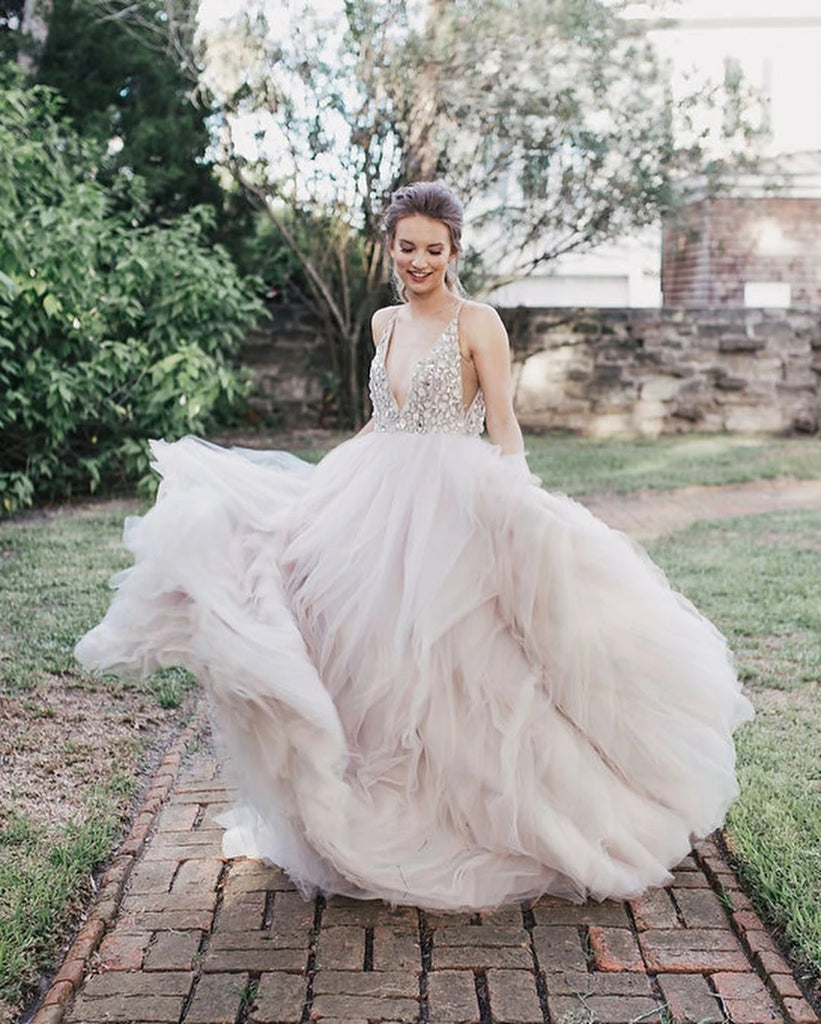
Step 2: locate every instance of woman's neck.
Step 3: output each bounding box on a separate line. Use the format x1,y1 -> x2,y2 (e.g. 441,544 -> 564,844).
405,287 -> 460,319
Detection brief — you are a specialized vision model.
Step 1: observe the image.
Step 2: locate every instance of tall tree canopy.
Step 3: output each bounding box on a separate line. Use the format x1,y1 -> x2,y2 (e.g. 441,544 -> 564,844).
0,68 -> 263,511
196,0 -> 751,424
5,0 -> 755,426
10,0 -> 221,217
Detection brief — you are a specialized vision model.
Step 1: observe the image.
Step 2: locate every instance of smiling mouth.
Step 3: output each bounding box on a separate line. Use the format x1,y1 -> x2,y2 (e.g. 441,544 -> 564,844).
408,271 -> 432,281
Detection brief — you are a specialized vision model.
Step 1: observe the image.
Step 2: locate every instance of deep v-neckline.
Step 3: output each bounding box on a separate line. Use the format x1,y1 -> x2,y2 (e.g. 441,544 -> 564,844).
383,304 -> 461,414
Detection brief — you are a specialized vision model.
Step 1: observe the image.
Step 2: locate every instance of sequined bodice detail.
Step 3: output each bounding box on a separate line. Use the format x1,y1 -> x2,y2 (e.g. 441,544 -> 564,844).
369,308 -> 486,436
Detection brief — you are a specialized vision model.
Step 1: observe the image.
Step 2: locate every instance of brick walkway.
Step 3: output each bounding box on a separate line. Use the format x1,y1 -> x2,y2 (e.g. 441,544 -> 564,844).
33,480 -> 821,1024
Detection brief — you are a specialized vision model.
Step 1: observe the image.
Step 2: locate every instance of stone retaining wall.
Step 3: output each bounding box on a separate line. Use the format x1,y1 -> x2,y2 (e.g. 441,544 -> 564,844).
241,304 -> 821,435
505,307 -> 821,436
241,305 -> 331,427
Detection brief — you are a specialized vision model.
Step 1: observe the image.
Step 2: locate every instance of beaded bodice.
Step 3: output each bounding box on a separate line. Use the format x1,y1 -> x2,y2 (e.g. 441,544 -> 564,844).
369,306 -> 486,437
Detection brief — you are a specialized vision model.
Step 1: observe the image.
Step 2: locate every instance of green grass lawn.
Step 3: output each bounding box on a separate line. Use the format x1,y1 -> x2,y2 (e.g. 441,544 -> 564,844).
284,430 -> 821,495
523,432 -> 821,495
1,433 -> 820,1017
651,509 -> 821,983
0,503 -> 195,1020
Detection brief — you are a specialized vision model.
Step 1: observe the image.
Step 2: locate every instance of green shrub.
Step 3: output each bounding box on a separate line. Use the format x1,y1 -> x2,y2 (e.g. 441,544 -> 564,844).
0,70 -> 265,512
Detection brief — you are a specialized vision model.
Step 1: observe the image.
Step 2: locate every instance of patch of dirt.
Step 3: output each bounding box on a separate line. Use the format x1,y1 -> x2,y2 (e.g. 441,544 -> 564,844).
585,478 -> 821,540
9,496 -> 140,526
754,685 -> 819,712
0,675 -> 195,1024
0,677 -> 190,836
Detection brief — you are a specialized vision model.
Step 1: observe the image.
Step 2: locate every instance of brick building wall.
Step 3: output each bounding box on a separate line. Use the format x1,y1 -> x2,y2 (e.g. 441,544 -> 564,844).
662,197 -> 821,308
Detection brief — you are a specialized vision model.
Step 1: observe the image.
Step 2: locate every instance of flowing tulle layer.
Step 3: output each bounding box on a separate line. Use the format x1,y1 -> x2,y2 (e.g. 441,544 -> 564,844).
76,433 -> 754,910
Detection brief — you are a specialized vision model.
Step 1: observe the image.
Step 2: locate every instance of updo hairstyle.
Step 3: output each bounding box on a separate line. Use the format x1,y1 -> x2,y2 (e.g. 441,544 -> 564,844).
383,181 -> 465,297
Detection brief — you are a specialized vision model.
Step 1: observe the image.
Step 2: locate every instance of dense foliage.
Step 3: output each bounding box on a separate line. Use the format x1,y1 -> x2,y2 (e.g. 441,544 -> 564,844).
0,72 -> 264,513
4,0 -> 220,218
0,1 -> 23,62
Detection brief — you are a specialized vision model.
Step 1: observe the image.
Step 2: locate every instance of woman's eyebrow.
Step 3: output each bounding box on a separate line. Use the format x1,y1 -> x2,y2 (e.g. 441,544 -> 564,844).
398,239 -> 445,248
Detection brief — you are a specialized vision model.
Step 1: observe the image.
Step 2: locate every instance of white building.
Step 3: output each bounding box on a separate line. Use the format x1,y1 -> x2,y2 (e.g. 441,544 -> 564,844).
490,0 -> 821,308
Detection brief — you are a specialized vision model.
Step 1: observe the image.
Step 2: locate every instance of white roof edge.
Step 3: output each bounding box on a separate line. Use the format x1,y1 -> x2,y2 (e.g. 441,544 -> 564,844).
677,177 -> 821,201
621,15 -> 821,30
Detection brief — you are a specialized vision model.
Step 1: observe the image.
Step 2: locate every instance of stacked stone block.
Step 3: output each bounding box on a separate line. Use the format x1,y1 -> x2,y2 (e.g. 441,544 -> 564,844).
506,307 -> 821,436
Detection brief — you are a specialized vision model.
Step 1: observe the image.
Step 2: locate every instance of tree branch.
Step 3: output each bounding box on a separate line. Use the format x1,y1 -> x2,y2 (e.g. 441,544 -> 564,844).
228,163 -> 349,341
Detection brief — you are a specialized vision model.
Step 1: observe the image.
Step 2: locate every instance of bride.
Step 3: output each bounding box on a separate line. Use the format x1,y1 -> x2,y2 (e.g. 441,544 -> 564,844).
76,181 -> 754,911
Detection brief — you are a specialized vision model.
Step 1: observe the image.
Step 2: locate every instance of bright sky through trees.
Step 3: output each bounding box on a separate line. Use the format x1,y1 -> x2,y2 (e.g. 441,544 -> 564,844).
198,0 -> 821,28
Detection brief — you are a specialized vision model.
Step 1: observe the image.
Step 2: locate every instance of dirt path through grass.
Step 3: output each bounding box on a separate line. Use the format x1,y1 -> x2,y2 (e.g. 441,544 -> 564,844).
583,477 -> 821,540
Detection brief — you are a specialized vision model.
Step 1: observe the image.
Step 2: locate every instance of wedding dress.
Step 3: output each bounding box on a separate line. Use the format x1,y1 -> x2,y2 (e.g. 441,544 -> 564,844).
76,304 -> 754,910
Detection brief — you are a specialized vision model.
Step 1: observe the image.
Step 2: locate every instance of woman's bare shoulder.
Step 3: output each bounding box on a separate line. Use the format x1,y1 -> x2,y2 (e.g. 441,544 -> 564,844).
459,300 -> 507,346
371,304 -> 401,339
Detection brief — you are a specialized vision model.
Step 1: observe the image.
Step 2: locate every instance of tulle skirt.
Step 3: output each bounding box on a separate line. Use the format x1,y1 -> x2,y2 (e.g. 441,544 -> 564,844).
76,432 -> 754,910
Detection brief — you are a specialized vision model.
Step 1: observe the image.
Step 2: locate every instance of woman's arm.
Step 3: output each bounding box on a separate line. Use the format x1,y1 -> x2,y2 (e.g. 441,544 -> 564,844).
462,303 -> 525,456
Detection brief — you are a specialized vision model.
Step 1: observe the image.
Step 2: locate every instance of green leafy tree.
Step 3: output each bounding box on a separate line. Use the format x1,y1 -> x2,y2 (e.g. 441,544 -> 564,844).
0,2 -> 24,61
6,0 -> 221,218
0,70 -> 264,512
7,0 -> 298,284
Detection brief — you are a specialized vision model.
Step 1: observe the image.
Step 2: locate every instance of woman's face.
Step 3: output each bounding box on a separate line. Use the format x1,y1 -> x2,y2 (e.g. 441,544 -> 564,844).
389,214 -> 456,296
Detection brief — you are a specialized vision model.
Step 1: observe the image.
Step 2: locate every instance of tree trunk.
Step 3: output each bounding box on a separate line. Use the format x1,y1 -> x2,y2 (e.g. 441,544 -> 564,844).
400,0 -> 444,181
17,0 -> 50,73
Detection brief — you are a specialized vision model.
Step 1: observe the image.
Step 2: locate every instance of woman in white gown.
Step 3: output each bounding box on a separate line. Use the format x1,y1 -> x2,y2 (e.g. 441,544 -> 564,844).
76,181 -> 754,911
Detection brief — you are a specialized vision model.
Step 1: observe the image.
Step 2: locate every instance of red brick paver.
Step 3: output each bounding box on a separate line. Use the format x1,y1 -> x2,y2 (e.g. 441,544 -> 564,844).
42,739 -> 817,1024
31,478 -> 821,1024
